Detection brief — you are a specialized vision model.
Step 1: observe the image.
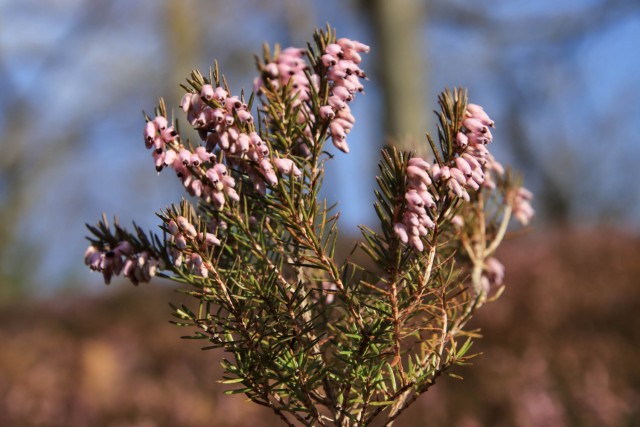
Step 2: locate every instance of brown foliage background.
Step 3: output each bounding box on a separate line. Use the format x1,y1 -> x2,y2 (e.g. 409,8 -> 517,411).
1,227 -> 639,426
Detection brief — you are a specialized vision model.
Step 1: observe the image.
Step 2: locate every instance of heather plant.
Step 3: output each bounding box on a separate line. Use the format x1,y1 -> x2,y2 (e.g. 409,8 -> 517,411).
84,26 -> 533,427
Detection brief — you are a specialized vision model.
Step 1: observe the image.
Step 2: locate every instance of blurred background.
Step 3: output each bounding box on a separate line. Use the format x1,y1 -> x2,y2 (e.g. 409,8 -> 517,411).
1,0 -> 639,425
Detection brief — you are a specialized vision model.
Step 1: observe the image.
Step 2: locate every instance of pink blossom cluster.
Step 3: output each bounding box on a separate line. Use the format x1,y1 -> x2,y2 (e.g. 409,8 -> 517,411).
254,47 -> 318,155
255,38 -> 368,153
144,112 -> 243,208
166,216 -> 220,277
393,157 -> 436,252
254,47 -> 317,108
84,242 -> 160,285
181,85 -> 255,154
319,38 -> 369,153
512,187 -> 535,225
430,103 -> 505,201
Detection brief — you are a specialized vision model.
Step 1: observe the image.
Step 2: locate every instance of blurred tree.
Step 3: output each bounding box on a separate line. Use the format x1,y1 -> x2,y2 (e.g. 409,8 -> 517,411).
359,0 -> 429,155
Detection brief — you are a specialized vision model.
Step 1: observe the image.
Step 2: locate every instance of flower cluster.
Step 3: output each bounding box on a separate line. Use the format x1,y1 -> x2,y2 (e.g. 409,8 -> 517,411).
166,215 -> 220,277
393,157 -> 435,252
319,38 -> 369,153
181,85 -> 255,154
256,38 -> 368,153
144,112 -> 241,207
430,103 -> 504,201
84,242 -> 160,285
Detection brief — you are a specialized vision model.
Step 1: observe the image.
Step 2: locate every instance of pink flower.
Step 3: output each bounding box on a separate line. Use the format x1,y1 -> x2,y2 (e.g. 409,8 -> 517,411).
512,186 -> 535,225
201,84 -> 214,101
273,158 -> 302,177
466,103 -> 495,127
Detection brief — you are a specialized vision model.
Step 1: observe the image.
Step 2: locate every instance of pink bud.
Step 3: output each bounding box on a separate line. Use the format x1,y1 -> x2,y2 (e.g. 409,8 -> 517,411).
114,241 -> 133,256
343,50 -> 362,64
225,187 -> 240,202
440,166 -> 451,180
176,216 -> 190,229
180,93 -> 192,112
273,158 -> 302,177
337,38 -> 355,51
151,136 -> 164,152
408,157 -> 430,171
332,138 -> 350,153
164,149 -> 177,166
190,253 -> 203,268
466,177 -> 480,191
153,116 -> 168,130
325,43 -> 343,57
454,157 -> 472,176
451,215 -> 464,229
144,121 -> 156,145
419,213 -> 435,229
236,109 -> 253,123
184,223 -> 197,238
225,96 -> 243,112
195,146 -> 211,162
449,167 -> 466,185
265,62 -> 279,77
463,118 -> 488,135
319,105 -> 335,120
336,108 -> 355,123
249,132 -> 263,146
202,232 -> 220,246
333,118 -> 353,133
160,127 -> 178,143
322,54 -> 338,67
190,179 -> 203,197
407,165 -> 432,186
467,132 -> 490,145
206,168 -> 220,186
431,164 -> 441,181
211,190 -> 225,209
393,223 -> 409,244
328,95 -> 347,110
212,108 -> 225,123
214,87 -> 228,101
167,220 -> 179,235
329,121 -> 346,140
409,235 -> 424,252
448,178 -> 464,198
213,163 -> 228,177
471,168 -> 484,184
417,190 -> 435,209
218,132 -> 230,150
123,258 -> 136,277
466,103 -> 494,127
175,234 -> 187,250
456,132 -> 468,149
461,153 -> 482,171
201,84 -> 214,101
405,190 -> 425,210
235,133 -> 249,153
178,149 -> 191,166
332,86 -> 353,101
352,41 -> 370,53
518,187 -> 534,200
